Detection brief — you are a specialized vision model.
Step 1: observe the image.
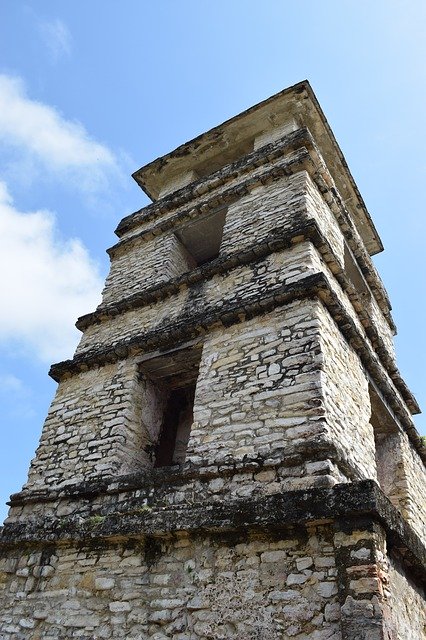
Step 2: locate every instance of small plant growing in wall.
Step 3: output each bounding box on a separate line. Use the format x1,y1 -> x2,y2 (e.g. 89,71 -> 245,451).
87,515 -> 106,528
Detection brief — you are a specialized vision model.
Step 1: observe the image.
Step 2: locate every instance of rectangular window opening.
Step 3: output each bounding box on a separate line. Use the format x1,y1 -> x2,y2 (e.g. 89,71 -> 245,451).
139,342 -> 202,468
344,243 -> 372,301
175,207 -> 227,267
369,383 -> 402,501
155,383 -> 196,467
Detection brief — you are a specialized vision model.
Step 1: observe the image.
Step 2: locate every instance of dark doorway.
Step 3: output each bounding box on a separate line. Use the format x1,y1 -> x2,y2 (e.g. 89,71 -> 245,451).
154,384 -> 196,467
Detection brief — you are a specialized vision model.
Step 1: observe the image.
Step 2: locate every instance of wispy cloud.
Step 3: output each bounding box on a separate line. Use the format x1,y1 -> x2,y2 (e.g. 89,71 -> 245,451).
0,373 -> 35,420
0,74 -> 121,195
38,18 -> 72,62
0,373 -> 26,394
0,181 -> 103,363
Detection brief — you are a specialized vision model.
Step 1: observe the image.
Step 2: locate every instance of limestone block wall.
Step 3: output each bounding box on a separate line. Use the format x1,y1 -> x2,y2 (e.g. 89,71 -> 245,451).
74,241 -> 322,357
318,302 -> 376,482
25,243 -> 382,496
0,527 -> 342,640
387,554 -> 426,639
304,171 -> 344,267
220,172 -> 307,256
373,428 -> 426,545
398,430 -> 426,544
24,361 -> 168,492
76,284 -> 191,355
188,299 -> 337,486
1,513 -> 420,640
24,241 -> 330,494
101,234 -> 194,305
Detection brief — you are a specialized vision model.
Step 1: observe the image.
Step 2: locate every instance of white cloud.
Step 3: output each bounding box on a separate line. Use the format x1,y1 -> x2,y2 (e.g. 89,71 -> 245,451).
0,74 -> 119,193
0,373 -> 25,394
38,18 -> 72,61
0,182 -> 103,363
0,373 -> 35,420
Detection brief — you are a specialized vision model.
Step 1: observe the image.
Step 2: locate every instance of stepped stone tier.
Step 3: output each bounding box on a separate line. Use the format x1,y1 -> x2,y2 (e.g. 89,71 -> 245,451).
0,80 -> 425,639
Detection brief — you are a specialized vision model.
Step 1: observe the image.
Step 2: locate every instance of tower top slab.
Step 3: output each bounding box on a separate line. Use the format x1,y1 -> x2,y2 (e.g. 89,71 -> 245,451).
133,80 -> 382,255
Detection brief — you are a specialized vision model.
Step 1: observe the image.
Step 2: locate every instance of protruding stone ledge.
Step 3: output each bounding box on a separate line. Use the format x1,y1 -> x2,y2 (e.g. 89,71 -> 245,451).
110,128 -> 392,325
77,219 -> 399,398
116,128 -> 313,238
60,271 -> 325,381
1,481 -> 425,587
6,439 -> 359,511
57,265 -> 421,429
121,81 -> 383,257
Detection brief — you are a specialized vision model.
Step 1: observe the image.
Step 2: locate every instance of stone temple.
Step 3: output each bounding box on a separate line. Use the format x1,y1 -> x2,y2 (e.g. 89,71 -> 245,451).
0,81 -> 425,639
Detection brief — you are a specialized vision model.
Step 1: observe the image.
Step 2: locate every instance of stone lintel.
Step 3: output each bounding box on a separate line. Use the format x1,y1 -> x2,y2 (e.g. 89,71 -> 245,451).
130,80 -> 382,256
1,481 -> 425,587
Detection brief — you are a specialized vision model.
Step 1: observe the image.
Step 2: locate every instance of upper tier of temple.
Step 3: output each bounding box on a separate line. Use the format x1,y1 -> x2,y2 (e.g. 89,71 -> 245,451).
132,80 -> 382,256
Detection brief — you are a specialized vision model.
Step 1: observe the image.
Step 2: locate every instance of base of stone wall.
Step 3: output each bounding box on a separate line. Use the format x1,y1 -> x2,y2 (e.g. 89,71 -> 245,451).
2,480 -> 425,579
1,481 -> 425,639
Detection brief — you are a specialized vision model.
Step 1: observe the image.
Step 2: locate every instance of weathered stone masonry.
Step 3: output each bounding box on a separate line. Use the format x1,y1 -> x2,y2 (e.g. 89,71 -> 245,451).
1,81 -> 425,638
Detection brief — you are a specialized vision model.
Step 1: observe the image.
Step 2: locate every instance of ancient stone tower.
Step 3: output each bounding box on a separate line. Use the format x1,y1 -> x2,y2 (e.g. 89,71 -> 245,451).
1,81 -> 425,639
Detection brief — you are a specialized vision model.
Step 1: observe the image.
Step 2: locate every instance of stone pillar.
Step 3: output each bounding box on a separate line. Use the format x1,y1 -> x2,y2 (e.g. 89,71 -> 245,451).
333,518 -> 397,640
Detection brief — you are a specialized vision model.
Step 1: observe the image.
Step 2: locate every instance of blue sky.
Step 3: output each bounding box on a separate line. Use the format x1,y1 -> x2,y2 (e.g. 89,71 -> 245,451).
0,1 -> 425,523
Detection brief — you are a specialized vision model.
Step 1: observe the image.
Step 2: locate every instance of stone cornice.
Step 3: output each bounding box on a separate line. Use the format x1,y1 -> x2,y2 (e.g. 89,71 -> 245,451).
127,81 -> 382,256
1,481 -> 424,588
109,128 -> 393,328
61,271 -> 325,379
54,264 -> 425,464
115,128 -> 314,238
78,218 -> 320,331
75,219 -> 416,416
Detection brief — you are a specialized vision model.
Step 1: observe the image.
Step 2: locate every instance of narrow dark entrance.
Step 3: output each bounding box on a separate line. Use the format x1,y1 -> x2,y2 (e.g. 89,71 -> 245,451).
138,340 -> 202,468
154,383 -> 196,467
